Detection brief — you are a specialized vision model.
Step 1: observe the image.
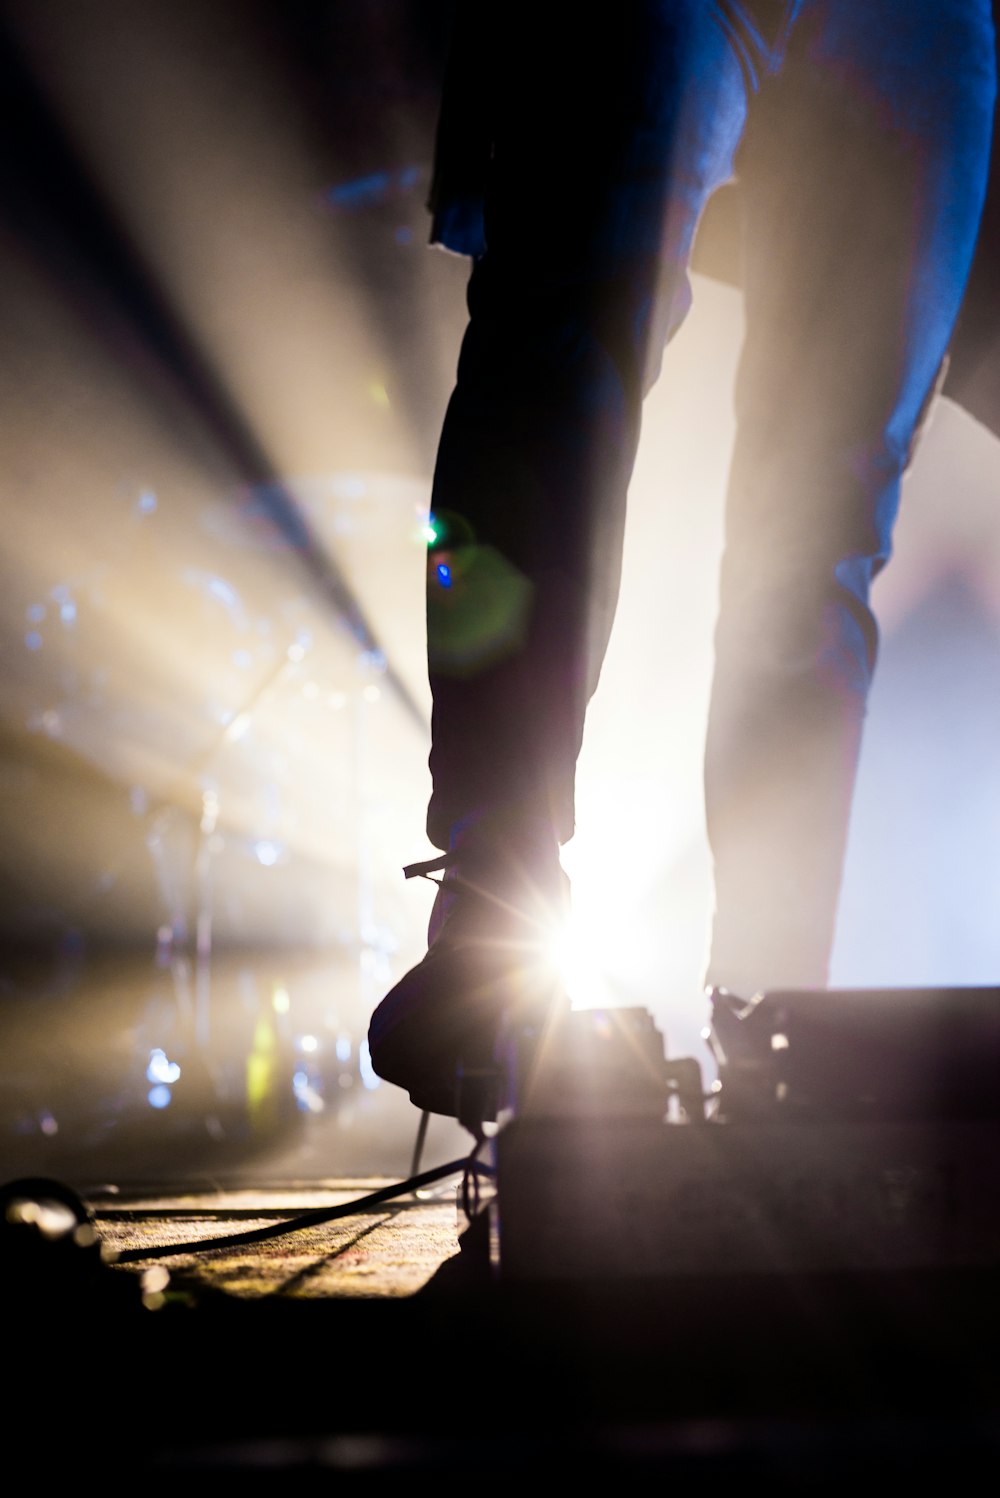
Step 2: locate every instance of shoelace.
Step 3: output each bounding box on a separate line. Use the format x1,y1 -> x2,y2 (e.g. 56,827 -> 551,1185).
402,851 -> 457,886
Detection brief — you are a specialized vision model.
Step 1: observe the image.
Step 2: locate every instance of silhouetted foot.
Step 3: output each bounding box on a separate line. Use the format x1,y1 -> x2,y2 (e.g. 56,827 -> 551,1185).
368,820 -> 570,1123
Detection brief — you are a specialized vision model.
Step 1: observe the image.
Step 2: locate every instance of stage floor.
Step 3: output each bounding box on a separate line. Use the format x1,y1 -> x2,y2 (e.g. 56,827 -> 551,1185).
95,1176 -> 468,1299
8,1172 -> 999,1482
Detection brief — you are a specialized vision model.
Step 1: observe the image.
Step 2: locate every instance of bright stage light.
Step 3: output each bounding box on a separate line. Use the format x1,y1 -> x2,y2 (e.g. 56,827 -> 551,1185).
548,894 -> 661,1013
146,1048 -> 181,1084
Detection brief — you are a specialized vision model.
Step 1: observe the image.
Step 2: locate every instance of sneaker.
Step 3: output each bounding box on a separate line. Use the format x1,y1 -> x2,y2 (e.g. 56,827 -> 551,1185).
367,821 -> 570,1125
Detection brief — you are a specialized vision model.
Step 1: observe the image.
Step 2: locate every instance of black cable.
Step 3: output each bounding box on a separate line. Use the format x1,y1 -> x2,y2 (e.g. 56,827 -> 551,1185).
409,1109 -> 430,1179
461,1135 -> 490,1223
112,1155 -> 495,1264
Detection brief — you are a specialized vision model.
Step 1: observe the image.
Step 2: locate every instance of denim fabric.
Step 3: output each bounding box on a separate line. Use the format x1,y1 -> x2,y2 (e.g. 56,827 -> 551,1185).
429,2 -> 802,256
423,1 -> 996,993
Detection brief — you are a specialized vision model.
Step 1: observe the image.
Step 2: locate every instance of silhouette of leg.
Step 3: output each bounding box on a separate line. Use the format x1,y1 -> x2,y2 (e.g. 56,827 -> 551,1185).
704,0 -> 996,992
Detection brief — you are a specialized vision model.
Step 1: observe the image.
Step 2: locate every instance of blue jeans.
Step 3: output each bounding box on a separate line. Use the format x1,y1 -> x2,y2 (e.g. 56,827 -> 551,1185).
423,1 -> 996,992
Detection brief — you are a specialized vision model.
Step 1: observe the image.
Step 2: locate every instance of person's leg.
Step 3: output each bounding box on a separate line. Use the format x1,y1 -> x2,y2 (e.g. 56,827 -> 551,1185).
704,0 -> 997,996
370,1 -> 762,1117
423,3 -> 769,854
